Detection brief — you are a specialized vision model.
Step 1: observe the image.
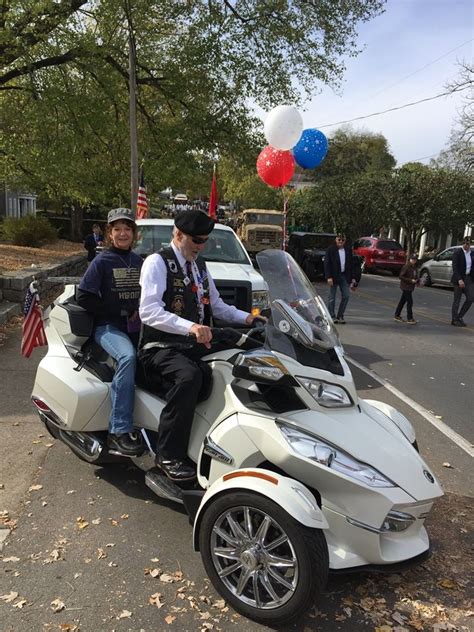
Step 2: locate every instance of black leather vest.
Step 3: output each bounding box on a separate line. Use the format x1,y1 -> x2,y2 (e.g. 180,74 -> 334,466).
140,247 -> 212,346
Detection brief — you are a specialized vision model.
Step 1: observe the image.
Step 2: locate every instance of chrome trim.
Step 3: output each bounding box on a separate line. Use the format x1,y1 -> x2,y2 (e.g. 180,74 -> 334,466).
203,436 -> 234,465
58,429 -> 103,461
346,516 -> 383,534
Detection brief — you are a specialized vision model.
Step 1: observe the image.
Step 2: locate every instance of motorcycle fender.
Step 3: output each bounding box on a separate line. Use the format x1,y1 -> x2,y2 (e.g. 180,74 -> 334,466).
361,399 -> 416,444
192,468 -> 328,551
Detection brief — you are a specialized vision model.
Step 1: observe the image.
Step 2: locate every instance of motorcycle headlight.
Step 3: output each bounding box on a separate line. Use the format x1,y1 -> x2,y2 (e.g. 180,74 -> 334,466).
297,377 -> 353,408
252,290 -> 270,316
278,423 -> 395,488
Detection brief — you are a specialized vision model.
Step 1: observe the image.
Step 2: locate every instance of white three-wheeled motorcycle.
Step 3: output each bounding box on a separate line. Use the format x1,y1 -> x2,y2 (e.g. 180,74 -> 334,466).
32,249 -> 443,626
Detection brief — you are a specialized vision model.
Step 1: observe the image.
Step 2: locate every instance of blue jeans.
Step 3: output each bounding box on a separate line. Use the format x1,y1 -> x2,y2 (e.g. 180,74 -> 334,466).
94,325 -> 136,435
328,277 -> 350,319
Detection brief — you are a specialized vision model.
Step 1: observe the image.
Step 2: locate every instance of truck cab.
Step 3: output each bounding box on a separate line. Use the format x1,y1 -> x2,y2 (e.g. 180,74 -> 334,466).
236,209 -> 285,256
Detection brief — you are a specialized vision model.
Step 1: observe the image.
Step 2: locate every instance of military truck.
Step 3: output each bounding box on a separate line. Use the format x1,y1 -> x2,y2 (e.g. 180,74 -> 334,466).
236,209 -> 285,256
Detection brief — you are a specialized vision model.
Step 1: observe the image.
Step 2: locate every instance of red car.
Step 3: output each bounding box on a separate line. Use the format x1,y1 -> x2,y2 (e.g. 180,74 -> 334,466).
353,237 -> 406,275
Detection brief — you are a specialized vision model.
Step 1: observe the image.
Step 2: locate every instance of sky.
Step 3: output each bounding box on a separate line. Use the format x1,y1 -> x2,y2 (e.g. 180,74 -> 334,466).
265,0 -> 473,166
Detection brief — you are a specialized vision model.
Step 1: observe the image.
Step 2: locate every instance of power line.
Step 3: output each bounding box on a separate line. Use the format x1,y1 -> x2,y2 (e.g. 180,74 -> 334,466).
369,38 -> 474,100
319,84 -> 471,129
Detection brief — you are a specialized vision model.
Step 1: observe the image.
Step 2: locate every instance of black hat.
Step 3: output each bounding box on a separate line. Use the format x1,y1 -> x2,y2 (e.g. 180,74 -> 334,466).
107,208 -> 136,225
175,210 -> 215,236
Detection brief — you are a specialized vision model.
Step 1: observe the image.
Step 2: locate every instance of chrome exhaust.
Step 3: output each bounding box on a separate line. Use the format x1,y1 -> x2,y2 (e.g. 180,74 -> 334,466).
58,429 -> 104,463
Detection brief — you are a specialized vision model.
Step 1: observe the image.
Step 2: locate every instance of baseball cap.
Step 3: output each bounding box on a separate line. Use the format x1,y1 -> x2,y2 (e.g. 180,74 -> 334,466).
107,208 -> 136,225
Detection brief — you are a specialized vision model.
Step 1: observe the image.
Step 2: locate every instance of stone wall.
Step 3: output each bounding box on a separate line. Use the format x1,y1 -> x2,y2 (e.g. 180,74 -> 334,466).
0,253 -> 87,324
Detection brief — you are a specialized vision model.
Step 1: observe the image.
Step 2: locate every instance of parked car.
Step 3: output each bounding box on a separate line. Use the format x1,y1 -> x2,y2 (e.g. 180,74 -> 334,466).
353,237 -> 405,275
419,245 -> 474,287
287,232 -> 336,280
135,219 -> 269,315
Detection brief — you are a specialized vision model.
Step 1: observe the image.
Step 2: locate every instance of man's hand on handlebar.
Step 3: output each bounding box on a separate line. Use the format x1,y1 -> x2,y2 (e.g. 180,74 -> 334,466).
245,314 -> 268,326
190,323 -> 213,348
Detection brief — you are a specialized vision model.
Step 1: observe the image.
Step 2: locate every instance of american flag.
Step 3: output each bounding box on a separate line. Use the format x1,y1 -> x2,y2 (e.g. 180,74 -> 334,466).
21,282 -> 47,358
136,168 -> 148,219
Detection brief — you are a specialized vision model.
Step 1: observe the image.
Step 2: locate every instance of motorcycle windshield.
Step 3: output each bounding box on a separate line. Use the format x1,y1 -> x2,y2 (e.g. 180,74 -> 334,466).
256,249 -> 338,352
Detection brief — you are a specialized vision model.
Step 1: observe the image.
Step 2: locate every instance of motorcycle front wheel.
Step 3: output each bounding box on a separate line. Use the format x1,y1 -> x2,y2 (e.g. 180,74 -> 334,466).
199,491 -> 328,626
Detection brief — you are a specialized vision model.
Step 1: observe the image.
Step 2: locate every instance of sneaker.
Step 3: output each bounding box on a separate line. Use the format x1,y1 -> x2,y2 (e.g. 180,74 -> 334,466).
337,317 -> 346,324
457,318 -> 467,327
451,319 -> 465,327
107,432 -> 144,457
394,315 -> 404,322
406,319 -> 417,325
332,317 -> 339,324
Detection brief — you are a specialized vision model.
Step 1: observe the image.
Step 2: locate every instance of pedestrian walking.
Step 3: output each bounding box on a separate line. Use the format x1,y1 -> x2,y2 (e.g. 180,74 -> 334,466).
394,254 -> 419,324
451,235 -> 474,327
324,234 -> 358,324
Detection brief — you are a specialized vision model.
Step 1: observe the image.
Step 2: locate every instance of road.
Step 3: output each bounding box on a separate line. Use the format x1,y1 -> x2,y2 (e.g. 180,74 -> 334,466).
0,278 -> 472,631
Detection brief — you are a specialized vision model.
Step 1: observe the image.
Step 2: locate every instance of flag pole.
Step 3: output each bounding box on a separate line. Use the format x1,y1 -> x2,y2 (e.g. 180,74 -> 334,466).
127,2 -> 139,211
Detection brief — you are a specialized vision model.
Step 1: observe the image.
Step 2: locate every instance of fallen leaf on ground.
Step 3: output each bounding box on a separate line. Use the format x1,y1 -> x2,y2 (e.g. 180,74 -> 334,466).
59,624 -> 78,631
120,513 -> 129,519
1,591 -> 19,602
212,599 -> 226,609
51,598 -> 65,612
165,615 -> 176,624
438,578 -> 458,589
13,598 -> 27,608
118,609 -> 132,619
145,568 -> 161,578
76,517 -> 89,530
91,518 -> 101,525
149,592 -> 164,608
28,484 -> 43,492
97,548 -> 107,559
3,556 -> 20,562
160,573 -> 176,583
442,462 -> 454,469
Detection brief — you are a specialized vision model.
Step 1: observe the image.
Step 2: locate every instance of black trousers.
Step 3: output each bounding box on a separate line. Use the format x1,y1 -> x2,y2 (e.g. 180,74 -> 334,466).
452,276 -> 473,320
395,290 -> 414,320
139,347 -> 212,460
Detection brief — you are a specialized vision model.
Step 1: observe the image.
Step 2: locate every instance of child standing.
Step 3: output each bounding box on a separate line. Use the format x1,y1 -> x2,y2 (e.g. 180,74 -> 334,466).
394,254 -> 419,324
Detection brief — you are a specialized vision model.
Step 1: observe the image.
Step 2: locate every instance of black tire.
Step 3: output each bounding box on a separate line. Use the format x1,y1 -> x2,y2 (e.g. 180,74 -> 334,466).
198,491 -> 329,626
361,259 -> 374,274
302,259 -> 316,282
420,269 -> 431,287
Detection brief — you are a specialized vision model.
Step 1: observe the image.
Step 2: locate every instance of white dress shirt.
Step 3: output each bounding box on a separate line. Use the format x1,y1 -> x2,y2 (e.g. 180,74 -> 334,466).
465,249 -> 472,275
338,247 -> 346,273
139,242 -> 249,335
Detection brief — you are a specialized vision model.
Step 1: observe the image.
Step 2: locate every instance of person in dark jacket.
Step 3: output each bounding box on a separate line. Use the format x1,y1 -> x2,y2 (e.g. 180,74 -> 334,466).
138,210 -> 265,482
394,254 -> 419,324
77,208 -> 143,457
451,235 -> 474,327
84,223 -> 103,263
324,234 -> 358,324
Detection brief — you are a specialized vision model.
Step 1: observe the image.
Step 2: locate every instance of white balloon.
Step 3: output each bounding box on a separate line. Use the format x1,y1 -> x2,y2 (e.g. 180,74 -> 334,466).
264,105 -> 303,150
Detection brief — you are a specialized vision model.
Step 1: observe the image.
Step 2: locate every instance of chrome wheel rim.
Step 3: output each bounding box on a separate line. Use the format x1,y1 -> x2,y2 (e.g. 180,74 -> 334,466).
210,505 -> 298,610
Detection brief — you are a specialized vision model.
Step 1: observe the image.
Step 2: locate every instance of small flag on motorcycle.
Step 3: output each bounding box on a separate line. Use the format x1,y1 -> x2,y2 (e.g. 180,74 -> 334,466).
21,282 -> 47,358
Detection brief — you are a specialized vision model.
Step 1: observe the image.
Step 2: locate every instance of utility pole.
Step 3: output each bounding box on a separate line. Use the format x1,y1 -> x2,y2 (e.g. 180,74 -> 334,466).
127,5 -> 138,211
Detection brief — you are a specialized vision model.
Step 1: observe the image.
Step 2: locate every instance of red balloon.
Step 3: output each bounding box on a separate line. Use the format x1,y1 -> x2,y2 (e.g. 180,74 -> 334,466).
256,145 -> 295,188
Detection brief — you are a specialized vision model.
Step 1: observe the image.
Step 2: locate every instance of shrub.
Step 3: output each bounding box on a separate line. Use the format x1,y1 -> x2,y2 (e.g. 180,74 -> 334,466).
2,215 -> 58,247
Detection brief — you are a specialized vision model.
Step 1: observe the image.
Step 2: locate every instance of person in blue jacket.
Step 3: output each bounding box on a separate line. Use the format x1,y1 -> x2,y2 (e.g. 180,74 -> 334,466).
77,208 -> 144,456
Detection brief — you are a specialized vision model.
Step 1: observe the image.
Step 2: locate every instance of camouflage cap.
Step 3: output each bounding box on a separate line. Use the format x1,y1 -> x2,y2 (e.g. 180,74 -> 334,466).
107,208 -> 136,225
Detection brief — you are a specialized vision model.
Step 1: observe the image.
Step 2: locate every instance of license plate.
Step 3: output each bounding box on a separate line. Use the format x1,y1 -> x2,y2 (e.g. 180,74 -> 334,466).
261,239 -> 270,244
389,255 -> 394,260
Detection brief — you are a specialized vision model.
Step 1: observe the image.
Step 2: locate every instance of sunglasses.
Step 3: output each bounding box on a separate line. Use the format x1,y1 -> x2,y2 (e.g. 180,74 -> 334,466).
191,236 -> 209,245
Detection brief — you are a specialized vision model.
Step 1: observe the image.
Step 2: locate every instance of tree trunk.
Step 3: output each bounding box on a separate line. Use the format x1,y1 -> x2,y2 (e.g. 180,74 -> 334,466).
70,204 -> 84,242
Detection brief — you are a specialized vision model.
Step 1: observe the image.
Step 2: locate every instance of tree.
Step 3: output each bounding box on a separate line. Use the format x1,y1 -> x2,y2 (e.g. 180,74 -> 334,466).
433,61 -> 474,174
309,127 -> 396,181
383,163 -> 473,256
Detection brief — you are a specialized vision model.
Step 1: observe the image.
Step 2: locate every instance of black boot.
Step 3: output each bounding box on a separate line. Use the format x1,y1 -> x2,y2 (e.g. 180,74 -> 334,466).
156,455 -> 196,481
107,432 -> 144,456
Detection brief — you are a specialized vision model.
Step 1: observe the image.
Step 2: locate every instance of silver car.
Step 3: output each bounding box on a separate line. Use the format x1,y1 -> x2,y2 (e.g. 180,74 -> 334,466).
420,245 -> 474,287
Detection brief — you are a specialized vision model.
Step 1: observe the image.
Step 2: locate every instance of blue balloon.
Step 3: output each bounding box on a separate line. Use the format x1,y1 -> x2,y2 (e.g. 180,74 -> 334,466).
293,128 -> 328,169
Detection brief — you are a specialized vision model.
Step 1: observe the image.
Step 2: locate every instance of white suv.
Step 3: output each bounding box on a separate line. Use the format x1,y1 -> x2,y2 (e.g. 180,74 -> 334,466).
135,219 -> 269,315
